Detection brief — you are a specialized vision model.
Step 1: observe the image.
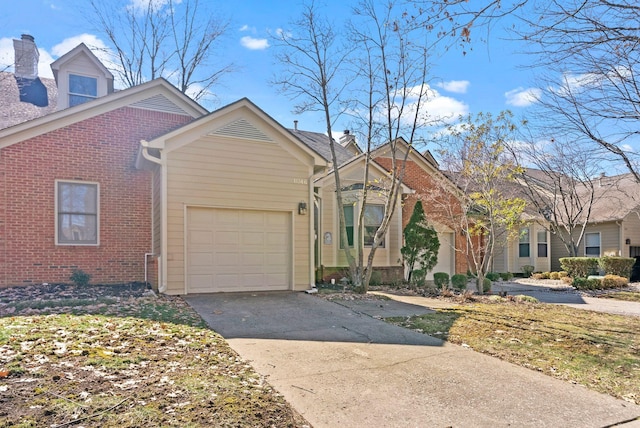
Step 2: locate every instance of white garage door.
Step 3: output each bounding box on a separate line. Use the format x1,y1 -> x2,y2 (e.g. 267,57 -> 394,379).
187,207 -> 291,293
426,232 -> 454,280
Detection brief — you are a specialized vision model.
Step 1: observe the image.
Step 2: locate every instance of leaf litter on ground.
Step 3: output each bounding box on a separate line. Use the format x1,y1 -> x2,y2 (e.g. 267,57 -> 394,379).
0,283 -> 309,427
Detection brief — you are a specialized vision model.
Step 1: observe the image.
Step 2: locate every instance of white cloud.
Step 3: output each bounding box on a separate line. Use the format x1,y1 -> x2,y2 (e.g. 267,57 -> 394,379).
239,24 -> 250,32
505,87 -> 541,107
0,37 -> 55,79
386,84 -> 468,128
436,80 -> 470,94
240,36 -> 269,50
0,38 -> 14,72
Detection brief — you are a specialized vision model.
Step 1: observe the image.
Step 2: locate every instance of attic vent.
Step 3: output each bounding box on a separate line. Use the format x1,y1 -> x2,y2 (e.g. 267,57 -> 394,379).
131,94 -> 190,115
209,119 -> 273,142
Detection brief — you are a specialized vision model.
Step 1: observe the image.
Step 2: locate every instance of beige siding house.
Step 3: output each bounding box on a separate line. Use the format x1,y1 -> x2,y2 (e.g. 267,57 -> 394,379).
494,222 -> 552,274
314,156 -> 409,278
138,99 -> 326,294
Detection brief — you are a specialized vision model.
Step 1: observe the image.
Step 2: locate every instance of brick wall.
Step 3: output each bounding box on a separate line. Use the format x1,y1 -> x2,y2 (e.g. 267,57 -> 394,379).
375,157 -> 475,275
0,107 -> 193,288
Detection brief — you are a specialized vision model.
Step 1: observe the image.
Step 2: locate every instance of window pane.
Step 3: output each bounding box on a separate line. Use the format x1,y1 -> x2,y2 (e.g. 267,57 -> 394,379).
585,233 -> 600,247
538,243 -> 548,258
341,205 -> 354,248
69,94 -> 94,107
519,244 -> 530,258
57,182 -> 98,245
364,205 -> 384,247
69,74 -> 97,96
537,230 -> 547,243
519,228 -> 530,243
364,205 -> 384,226
58,214 -> 97,243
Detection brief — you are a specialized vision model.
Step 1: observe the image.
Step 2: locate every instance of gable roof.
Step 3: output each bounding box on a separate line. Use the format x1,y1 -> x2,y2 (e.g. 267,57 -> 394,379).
50,43 -> 114,81
290,129 -> 354,166
0,78 -> 206,148
139,97 -> 327,169
588,173 -> 640,222
0,71 -> 58,130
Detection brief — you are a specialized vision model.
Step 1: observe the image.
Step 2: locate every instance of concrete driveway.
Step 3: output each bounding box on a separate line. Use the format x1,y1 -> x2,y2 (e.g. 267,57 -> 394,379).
185,292 -> 640,428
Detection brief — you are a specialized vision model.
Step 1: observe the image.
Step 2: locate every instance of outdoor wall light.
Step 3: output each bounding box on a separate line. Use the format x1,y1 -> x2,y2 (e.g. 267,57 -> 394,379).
626,238 -> 631,245
298,202 -> 308,215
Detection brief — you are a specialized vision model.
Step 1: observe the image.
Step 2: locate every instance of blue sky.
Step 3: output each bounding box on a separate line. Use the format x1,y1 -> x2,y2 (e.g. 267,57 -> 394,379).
1,0 -> 538,137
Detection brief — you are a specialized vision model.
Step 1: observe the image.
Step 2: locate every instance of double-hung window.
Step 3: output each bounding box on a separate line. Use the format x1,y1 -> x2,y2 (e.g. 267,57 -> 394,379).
537,230 -> 548,258
341,205 -> 354,248
519,228 -> 530,258
585,232 -> 600,257
69,74 -> 97,107
363,204 -> 385,247
340,203 -> 385,248
56,181 -> 99,245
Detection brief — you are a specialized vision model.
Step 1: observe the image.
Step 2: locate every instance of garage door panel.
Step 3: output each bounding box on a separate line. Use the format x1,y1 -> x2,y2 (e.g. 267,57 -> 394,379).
216,230 -> 240,245
189,252 -> 214,267
242,252 -> 265,266
267,232 -> 287,246
187,208 -> 291,293
215,252 -> 240,266
242,231 -> 265,245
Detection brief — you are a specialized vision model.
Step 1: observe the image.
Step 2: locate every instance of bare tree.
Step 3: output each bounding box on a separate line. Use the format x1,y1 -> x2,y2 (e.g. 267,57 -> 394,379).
89,0 -> 234,101
409,0 -> 640,180
507,135 -> 603,258
517,0 -> 640,181
273,0 -> 435,292
437,111 -> 526,293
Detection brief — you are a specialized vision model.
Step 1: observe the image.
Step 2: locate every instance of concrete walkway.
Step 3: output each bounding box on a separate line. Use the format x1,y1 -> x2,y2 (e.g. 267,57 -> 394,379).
493,281 -> 640,317
185,292 -> 640,428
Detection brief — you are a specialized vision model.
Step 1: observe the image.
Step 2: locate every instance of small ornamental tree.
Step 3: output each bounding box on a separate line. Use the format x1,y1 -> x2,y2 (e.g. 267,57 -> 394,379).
401,201 -> 440,283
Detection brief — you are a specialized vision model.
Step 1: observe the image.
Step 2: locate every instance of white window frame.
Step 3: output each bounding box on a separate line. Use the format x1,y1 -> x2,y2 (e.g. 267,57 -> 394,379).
68,73 -> 98,107
537,230 -> 548,258
519,227 -> 530,258
363,204 -> 385,248
55,180 -> 100,246
585,232 -> 601,257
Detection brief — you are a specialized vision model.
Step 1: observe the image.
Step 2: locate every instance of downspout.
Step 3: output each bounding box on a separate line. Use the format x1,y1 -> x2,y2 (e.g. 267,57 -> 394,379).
309,170 -> 316,290
140,140 -> 165,292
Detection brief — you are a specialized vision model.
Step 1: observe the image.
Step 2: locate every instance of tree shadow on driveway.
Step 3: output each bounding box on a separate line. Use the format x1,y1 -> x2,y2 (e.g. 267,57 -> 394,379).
184,291 -> 445,346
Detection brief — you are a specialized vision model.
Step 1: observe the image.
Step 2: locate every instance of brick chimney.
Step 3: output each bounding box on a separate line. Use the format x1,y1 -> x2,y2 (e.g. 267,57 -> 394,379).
13,34 -> 39,79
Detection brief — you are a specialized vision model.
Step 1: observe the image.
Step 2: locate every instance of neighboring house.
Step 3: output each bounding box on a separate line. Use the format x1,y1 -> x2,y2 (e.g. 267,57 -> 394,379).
0,36 -> 205,289
548,172 -> 640,271
491,168 -> 640,275
373,139 -> 472,279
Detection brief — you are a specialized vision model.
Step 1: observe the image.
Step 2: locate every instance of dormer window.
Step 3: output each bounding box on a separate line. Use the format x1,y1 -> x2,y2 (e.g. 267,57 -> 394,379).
69,74 -> 97,107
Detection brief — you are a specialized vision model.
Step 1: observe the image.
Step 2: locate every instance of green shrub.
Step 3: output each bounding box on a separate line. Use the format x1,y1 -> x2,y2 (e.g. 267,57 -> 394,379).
560,257 -> 600,278
410,269 -> 426,288
601,275 -> 629,289
478,277 -> 492,293
499,272 -> 514,281
572,277 -> 602,290
433,272 -> 450,288
598,257 -> 634,278
70,269 -> 91,286
486,272 -> 500,281
558,271 -> 569,278
550,271 -> 560,280
521,265 -> 534,278
451,274 -> 467,291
